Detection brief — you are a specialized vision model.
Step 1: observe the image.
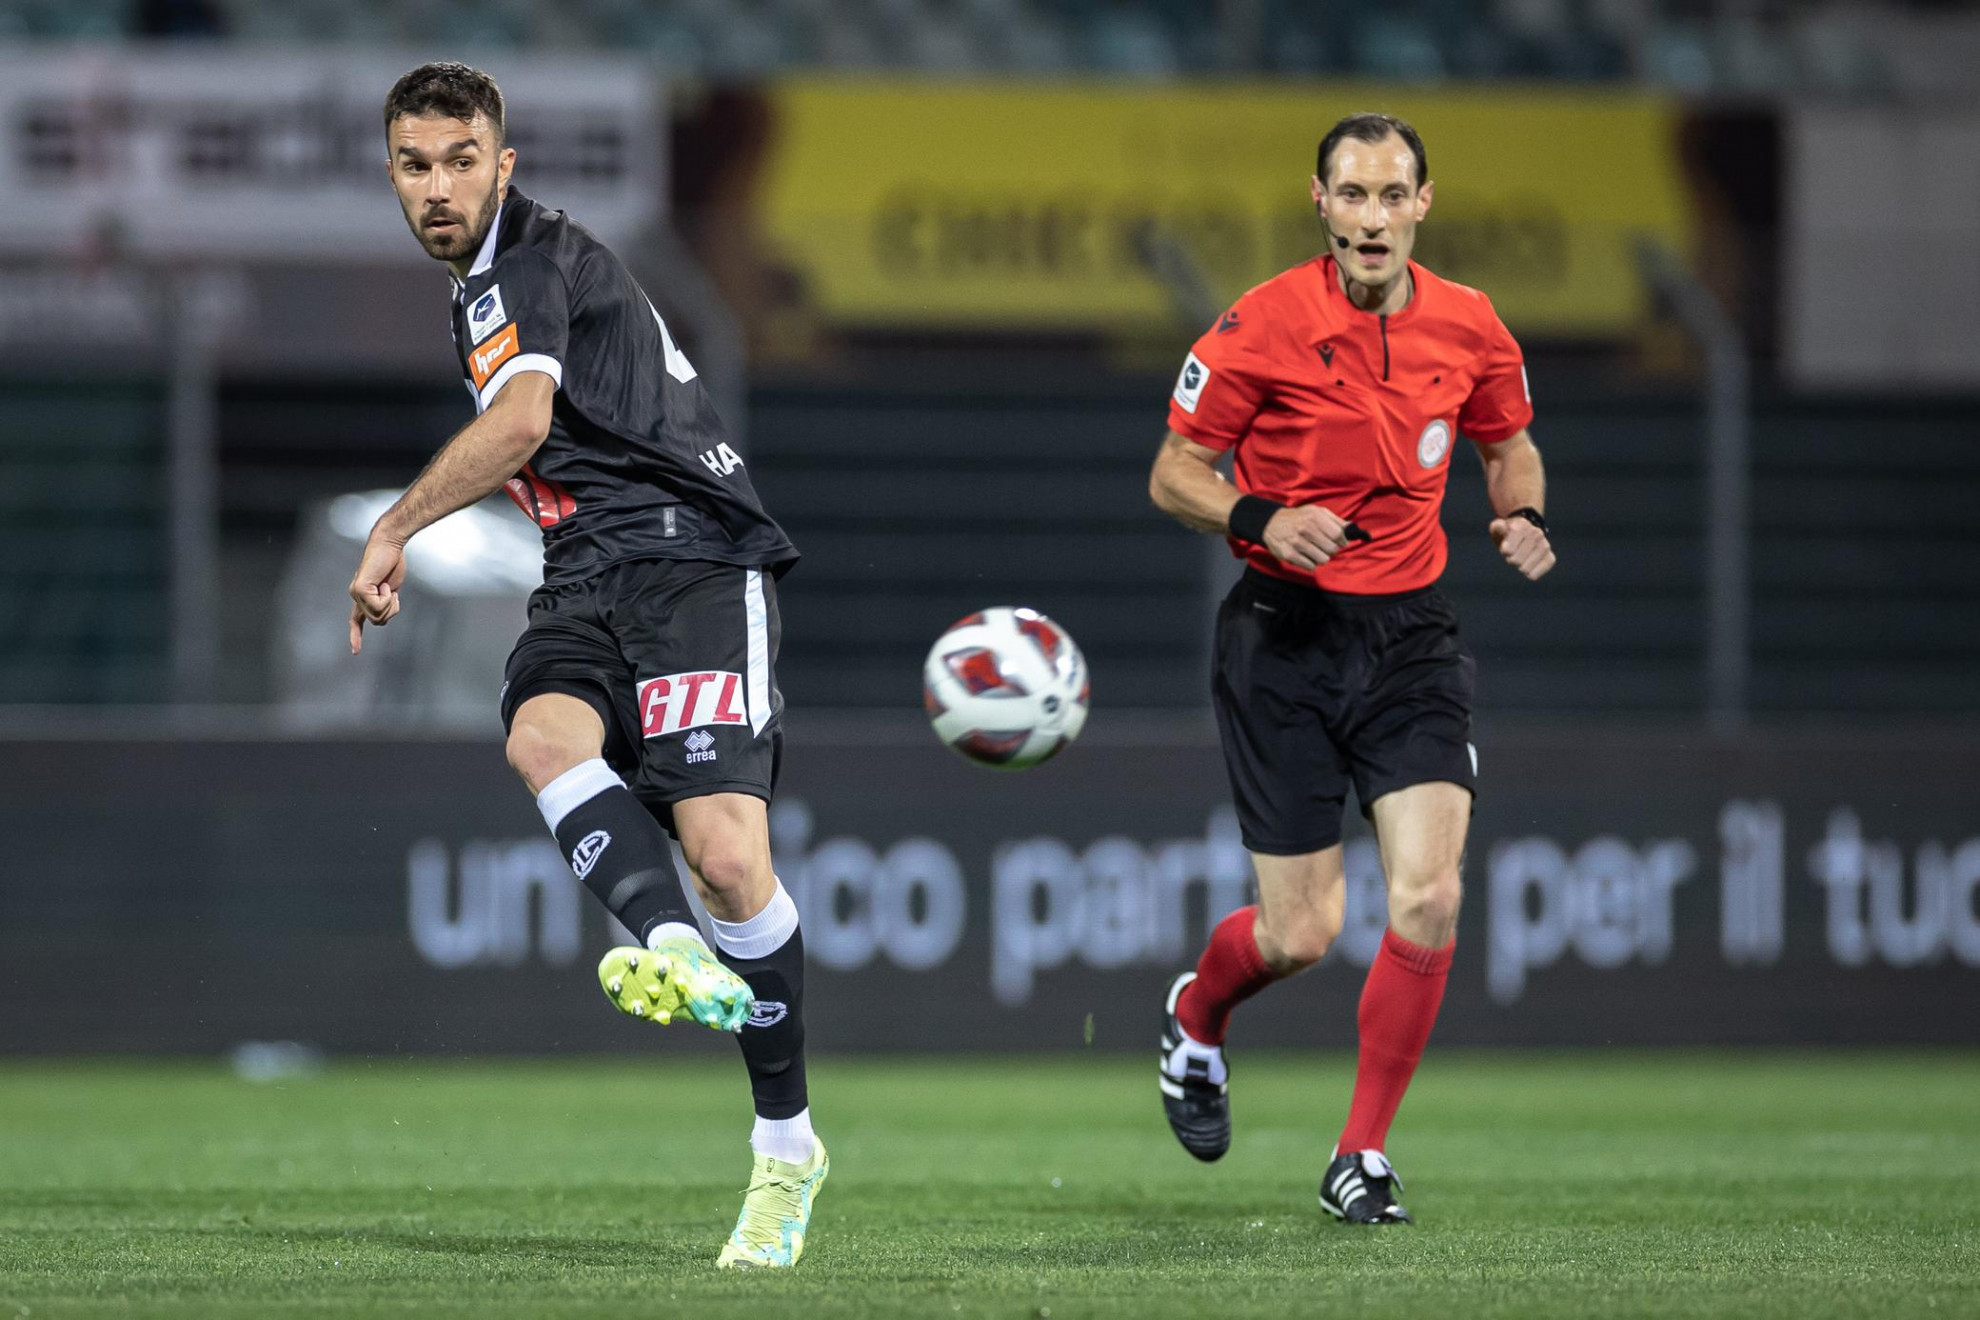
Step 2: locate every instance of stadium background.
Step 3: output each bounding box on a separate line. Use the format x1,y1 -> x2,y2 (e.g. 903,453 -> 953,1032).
6,0 -> 1978,1056
3,4 -> 1978,1316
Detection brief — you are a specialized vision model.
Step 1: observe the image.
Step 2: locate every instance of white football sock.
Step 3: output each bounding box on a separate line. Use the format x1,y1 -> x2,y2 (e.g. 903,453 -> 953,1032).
751,1107 -> 816,1165
644,921 -> 703,950
709,881 -> 799,959
533,758 -> 622,832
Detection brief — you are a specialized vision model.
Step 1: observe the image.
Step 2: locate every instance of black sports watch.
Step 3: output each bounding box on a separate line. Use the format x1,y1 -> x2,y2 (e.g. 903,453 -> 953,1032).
1508,506 -> 1548,533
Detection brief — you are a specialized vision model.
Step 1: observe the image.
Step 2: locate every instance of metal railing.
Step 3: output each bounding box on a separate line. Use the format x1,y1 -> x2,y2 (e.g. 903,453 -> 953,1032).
1639,238 -> 1751,734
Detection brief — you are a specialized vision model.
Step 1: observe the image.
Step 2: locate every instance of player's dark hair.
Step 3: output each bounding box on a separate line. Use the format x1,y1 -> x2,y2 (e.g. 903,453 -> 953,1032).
383,61 -> 506,144
1316,113 -> 1427,189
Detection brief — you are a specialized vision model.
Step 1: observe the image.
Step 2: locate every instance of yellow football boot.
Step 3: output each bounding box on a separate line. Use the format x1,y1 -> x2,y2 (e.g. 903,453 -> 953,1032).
597,935 -> 753,1032
716,1139 -> 829,1269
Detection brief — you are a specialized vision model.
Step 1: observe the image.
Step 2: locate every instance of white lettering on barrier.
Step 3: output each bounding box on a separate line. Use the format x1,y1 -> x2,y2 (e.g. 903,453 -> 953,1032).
1487,835 -> 1694,1004
770,800 -> 969,974
407,838 -> 583,970
767,799 -> 1255,1003
1720,800 -> 1785,965
989,809 -> 1253,1005
402,800 -> 1980,995
1808,809 -> 1980,969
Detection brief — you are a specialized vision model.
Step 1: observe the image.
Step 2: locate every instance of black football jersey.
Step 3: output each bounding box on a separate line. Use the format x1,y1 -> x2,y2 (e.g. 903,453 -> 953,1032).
447,188 -> 797,586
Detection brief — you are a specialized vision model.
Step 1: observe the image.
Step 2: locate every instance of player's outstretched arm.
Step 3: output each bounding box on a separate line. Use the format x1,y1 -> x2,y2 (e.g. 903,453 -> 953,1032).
1148,430 -> 1349,571
347,371 -> 556,653
1475,428 -> 1556,581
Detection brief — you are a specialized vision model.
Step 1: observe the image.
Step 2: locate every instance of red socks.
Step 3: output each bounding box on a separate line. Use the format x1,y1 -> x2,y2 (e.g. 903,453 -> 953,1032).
1176,909 -> 1453,1152
1175,905 -> 1277,1045
1337,927 -> 1454,1154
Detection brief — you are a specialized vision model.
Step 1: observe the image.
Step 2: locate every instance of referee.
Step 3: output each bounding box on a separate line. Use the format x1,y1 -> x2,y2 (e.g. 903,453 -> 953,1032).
1150,112 -> 1555,1224
347,63 -> 825,1267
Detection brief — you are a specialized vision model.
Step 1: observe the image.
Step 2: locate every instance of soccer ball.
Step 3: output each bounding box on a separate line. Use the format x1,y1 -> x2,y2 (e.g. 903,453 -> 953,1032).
922,607 -> 1090,770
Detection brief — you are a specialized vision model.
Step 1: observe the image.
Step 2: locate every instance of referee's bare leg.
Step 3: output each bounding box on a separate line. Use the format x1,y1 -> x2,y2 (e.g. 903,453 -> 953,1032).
1252,850 -> 1347,975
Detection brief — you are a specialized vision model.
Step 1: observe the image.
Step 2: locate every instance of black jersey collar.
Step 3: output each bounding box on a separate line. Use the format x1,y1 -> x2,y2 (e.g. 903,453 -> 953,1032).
450,187 -> 516,295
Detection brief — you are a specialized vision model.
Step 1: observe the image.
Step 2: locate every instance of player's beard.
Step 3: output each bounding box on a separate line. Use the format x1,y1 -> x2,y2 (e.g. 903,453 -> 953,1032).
413,177 -> 503,263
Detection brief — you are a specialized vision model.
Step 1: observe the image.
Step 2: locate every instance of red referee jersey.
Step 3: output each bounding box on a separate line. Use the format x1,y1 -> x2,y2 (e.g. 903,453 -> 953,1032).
1168,255 -> 1533,594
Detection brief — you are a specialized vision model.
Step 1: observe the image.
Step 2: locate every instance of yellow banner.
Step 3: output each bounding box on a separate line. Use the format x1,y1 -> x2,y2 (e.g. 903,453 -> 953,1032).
756,80 -> 1692,338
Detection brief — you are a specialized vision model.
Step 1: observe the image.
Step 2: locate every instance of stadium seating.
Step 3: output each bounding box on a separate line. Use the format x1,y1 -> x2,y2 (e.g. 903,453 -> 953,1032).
0,0 -> 1905,92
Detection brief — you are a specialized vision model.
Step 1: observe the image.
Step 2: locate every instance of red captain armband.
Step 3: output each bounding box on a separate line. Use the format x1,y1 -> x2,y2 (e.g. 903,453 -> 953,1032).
1227,495 -> 1283,545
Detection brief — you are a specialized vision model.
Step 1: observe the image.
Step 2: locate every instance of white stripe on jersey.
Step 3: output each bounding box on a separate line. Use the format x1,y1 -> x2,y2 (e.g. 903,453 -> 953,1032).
476,353 -> 564,413
744,569 -> 771,736
642,296 -> 699,384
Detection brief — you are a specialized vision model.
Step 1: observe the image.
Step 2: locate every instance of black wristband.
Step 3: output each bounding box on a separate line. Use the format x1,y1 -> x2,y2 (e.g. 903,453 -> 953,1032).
1508,506 -> 1548,533
1227,495 -> 1283,545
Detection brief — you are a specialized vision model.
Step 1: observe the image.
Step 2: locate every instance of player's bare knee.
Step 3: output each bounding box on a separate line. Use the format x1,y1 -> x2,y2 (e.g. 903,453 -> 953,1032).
683,831 -> 764,903
505,719 -> 586,794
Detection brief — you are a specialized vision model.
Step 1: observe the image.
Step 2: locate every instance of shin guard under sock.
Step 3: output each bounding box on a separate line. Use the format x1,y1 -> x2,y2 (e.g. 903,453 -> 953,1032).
1337,927 -> 1454,1154
536,759 -> 697,945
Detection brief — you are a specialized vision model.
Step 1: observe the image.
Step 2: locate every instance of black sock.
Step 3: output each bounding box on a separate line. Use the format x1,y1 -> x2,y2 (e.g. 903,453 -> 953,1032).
542,767 -> 696,944
715,919 -> 808,1120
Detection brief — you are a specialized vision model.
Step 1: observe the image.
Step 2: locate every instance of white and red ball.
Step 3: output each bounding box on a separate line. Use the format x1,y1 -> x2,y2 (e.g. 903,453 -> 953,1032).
922,607 -> 1089,770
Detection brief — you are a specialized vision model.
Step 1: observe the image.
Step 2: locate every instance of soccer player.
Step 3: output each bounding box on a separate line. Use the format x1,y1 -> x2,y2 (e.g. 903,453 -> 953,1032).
1148,113 -> 1555,1224
347,63 -> 825,1267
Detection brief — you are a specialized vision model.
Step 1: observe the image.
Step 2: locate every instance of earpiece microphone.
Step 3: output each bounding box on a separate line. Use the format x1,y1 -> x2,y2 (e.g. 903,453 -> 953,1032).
1336,235 -> 1350,249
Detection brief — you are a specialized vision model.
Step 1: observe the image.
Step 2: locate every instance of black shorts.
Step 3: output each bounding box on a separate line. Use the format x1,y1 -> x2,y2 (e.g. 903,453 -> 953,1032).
500,557 -> 784,828
1211,568 -> 1477,856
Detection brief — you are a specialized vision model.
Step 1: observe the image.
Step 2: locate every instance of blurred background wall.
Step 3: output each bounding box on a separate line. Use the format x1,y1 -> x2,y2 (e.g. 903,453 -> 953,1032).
1,0 -> 1975,1052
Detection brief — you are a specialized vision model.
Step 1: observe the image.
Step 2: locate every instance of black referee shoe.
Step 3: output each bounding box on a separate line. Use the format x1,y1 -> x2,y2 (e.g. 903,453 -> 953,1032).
1319,1150 -> 1413,1224
1158,972 -> 1230,1162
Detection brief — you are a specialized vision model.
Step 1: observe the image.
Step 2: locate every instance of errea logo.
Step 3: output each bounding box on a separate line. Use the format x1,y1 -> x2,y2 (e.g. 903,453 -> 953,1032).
684,729 -> 718,764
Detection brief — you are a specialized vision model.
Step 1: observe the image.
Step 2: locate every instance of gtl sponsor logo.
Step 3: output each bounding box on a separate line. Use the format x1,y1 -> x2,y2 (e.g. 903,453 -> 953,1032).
638,670 -> 747,737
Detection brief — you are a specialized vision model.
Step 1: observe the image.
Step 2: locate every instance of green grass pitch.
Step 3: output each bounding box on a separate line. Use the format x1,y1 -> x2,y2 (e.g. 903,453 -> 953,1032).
2,1052 -> 1975,1318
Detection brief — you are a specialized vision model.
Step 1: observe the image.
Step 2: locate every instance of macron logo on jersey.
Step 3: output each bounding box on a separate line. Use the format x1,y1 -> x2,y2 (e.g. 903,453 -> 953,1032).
1173,353 -> 1210,414
467,285 -> 508,344
638,670 -> 748,739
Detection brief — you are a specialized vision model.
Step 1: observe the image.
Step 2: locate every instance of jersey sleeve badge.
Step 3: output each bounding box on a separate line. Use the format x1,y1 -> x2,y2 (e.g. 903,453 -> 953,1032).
470,324 -> 520,390
1173,353 -> 1211,414
467,284 -> 508,345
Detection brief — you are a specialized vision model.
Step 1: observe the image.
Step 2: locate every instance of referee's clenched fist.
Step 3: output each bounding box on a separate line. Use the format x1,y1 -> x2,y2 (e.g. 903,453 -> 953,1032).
1490,512 -> 1556,581
1263,504 -> 1353,571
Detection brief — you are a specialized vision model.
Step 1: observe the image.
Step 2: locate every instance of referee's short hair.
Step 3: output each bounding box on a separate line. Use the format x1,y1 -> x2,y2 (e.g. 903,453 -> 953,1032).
1317,113 -> 1427,189
384,62 -> 506,144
